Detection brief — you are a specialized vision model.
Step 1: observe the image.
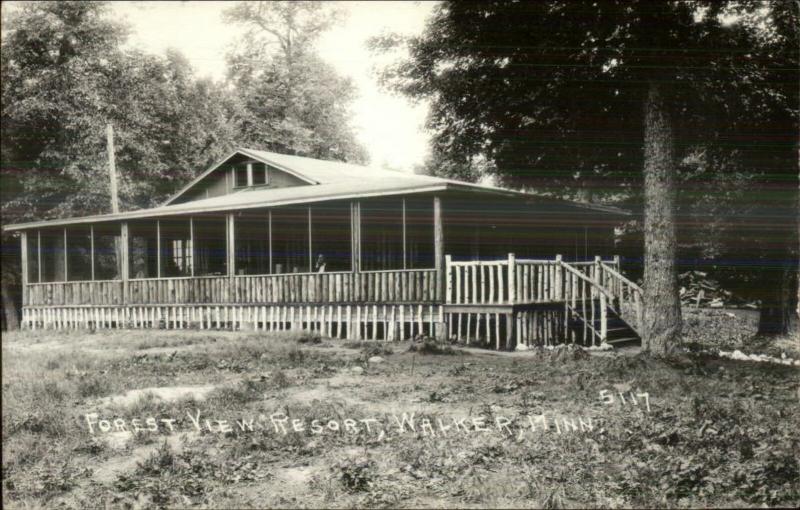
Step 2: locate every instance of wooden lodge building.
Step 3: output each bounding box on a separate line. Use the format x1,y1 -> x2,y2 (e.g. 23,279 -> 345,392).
4,148 -> 644,349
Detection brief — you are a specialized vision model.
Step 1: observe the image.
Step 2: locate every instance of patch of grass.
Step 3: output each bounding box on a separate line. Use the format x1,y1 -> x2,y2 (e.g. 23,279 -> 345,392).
336,457 -> 375,493
137,439 -> 177,476
3,328 -> 799,509
407,339 -> 458,355
75,375 -> 111,399
295,331 -> 323,344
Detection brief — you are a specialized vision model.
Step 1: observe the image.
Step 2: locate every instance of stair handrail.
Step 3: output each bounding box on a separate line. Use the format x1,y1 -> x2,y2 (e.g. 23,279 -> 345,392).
598,262 -> 644,335
559,261 -> 615,301
558,260 -> 614,345
599,262 -> 643,294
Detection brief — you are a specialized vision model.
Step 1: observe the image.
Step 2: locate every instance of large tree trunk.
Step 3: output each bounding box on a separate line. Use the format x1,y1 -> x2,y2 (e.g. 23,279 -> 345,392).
642,82 -> 682,354
1,279 -> 19,331
757,266 -> 793,336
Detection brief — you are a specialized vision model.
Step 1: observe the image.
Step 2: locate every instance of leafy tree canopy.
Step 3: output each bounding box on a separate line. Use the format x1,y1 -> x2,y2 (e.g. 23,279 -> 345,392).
224,1 -> 368,164
374,0 -> 797,202
1,1 -> 236,223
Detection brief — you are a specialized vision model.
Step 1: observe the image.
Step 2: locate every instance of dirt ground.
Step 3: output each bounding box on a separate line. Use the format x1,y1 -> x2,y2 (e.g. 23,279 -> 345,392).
2,325 -> 798,509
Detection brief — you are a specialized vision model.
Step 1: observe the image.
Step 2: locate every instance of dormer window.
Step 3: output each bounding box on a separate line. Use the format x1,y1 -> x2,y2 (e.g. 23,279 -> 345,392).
253,163 -> 268,185
234,162 -> 269,188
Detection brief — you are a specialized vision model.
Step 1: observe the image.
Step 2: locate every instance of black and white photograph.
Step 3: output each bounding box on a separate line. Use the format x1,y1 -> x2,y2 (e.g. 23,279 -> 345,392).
1,1 -> 798,508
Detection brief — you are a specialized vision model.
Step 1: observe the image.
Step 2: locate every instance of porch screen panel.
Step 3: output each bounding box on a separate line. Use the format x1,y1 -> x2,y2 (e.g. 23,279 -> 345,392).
405,196 -> 434,269
66,226 -> 92,281
311,202 -> 351,272
160,218 -> 192,277
94,223 -> 121,280
194,216 -> 227,276
40,228 -> 65,282
441,198 -> 480,262
27,232 -> 39,283
271,206 -> 309,274
361,198 -> 403,271
128,221 -> 158,279
234,213 -> 269,275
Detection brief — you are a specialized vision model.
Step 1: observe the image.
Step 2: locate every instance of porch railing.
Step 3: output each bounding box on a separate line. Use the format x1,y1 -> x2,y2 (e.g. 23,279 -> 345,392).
25,268 -> 440,306
444,254 -> 619,306
444,254 -> 641,347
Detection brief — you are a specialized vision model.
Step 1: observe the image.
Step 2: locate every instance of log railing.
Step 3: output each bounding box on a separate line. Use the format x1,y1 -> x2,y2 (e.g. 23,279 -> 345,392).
25,269 -> 440,307
26,280 -> 124,306
444,254 -> 618,306
445,256 -> 513,305
559,261 -> 615,345
598,262 -> 644,335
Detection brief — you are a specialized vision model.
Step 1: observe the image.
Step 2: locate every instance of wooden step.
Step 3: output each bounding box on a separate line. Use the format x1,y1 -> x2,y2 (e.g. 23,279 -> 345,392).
605,336 -> 641,346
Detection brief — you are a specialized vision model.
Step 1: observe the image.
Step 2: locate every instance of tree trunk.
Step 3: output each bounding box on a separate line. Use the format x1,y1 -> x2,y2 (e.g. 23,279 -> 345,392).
642,82 -> 682,354
757,261 -> 793,337
1,279 -> 19,331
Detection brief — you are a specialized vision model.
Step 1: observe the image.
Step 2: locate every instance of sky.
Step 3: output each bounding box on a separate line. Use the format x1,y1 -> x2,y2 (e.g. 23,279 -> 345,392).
108,1 -> 436,172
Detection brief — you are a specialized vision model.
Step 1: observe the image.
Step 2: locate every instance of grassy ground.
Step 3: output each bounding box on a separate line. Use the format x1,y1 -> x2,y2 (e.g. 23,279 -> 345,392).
2,324 -> 798,509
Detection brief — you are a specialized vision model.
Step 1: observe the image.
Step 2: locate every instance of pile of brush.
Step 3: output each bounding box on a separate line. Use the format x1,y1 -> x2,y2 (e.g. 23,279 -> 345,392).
678,270 -> 756,309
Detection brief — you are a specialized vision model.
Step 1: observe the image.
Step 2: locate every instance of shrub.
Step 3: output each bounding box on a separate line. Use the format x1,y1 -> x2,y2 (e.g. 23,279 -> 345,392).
407,339 -> 457,355
76,375 -> 109,399
337,458 -> 374,493
137,440 -> 176,476
296,332 -> 323,344
287,347 -> 306,365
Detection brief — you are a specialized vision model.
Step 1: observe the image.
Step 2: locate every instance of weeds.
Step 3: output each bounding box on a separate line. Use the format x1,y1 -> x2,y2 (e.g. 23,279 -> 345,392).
2,328 -> 799,509
407,339 -> 457,355
336,457 -> 374,493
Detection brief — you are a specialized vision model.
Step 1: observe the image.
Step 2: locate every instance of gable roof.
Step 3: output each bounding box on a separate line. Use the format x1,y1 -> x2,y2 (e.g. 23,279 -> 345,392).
3,148 -> 630,232
164,148 -> 454,206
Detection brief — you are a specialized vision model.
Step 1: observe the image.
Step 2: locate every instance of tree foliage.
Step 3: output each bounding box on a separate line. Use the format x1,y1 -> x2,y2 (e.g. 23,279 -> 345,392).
224,1 -> 368,164
376,1 -> 796,197
375,0 -> 799,344
1,1 -> 237,223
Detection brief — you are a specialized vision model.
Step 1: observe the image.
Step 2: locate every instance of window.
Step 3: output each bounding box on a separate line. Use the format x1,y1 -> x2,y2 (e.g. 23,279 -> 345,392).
233,162 -> 268,188
66,226 -> 92,281
234,164 -> 249,188
94,223 -> 121,280
253,163 -> 268,185
234,212 -> 270,275
160,218 -> 192,277
194,216 -> 227,276
311,202 -> 351,272
27,232 -> 39,283
405,197 -> 435,269
128,221 -> 158,278
361,198 -> 403,271
271,206 -> 309,273
40,228 -> 65,282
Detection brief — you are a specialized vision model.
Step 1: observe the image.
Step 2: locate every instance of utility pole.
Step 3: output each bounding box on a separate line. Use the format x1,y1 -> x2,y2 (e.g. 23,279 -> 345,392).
106,124 -> 119,214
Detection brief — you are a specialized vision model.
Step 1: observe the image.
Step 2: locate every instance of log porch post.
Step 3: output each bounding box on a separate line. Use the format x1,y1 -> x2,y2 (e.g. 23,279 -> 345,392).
351,201 -> 361,273
227,213 -> 235,276
267,210 -> 273,274
156,220 -> 162,278
20,232 -> 28,312
189,217 -> 195,277
434,196 -> 445,337
90,225 -> 95,281
121,222 -> 129,304
63,228 -> 68,282
37,230 -> 42,284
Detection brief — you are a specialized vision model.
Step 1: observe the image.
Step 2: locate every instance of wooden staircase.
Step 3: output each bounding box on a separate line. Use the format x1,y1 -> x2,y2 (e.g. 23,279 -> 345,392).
444,254 -> 644,349
594,306 -> 641,347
